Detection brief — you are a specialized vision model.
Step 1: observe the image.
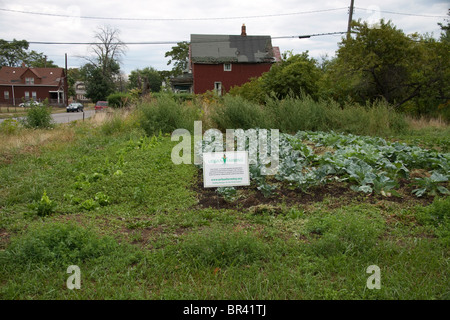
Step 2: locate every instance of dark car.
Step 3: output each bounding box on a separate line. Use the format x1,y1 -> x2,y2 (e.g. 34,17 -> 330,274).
94,101 -> 108,111
66,102 -> 84,112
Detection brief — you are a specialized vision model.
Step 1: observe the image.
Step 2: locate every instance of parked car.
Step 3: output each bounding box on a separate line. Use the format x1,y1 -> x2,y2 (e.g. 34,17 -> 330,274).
94,101 -> 108,111
66,102 -> 84,112
19,100 -> 43,108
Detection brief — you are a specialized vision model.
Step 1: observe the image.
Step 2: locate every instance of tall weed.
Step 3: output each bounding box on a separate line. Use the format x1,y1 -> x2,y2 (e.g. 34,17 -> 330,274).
139,93 -> 200,135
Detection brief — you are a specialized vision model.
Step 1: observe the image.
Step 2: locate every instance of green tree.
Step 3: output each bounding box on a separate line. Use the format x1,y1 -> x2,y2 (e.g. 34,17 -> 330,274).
164,41 -> 190,76
81,64 -> 115,102
229,51 -> 321,102
81,26 -> 126,102
261,51 -> 321,100
0,39 -> 59,68
127,67 -> 162,93
0,39 -> 29,66
327,19 -> 449,114
23,51 -> 59,68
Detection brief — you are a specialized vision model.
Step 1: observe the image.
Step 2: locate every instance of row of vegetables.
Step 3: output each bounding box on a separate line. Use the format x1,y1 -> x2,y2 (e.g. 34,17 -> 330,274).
197,129 -> 450,199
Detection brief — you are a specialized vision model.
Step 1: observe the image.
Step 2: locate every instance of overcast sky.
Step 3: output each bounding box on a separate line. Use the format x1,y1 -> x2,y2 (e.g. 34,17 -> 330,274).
0,0 -> 448,76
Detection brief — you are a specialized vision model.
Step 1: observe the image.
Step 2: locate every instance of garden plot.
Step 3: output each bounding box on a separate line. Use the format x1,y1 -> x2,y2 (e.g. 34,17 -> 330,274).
196,130 -> 450,207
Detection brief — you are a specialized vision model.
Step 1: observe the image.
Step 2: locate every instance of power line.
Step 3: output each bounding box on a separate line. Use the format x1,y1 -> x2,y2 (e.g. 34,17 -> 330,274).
0,7 -> 348,21
7,32 -> 348,46
354,7 -> 448,19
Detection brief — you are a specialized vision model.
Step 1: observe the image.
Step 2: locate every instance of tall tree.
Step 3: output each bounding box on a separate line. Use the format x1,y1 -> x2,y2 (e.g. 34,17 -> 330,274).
164,41 -> 190,76
0,39 -> 29,66
87,25 -> 125,76
327,19 -> 449,113
128,67 -> 162,93
81,25 -> 126,101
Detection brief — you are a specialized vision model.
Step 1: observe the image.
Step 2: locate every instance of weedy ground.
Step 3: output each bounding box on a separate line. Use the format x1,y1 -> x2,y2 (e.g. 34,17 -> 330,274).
0,111 -> 448,300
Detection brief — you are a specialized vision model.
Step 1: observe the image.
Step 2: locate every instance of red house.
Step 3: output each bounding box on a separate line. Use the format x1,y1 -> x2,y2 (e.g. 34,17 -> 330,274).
0,66 -> 68,106
190,25 -> 280,95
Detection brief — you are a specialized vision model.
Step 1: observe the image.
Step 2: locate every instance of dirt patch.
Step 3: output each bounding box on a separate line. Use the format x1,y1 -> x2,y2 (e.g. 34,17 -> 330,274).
193,172 -> 434,212
0,228 -> 11,249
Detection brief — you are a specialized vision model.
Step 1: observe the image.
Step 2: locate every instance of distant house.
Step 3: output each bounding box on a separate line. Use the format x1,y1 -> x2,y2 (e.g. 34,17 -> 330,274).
189,24 -> 280,95
0,65 -> 68,106
74,81 -> 89,102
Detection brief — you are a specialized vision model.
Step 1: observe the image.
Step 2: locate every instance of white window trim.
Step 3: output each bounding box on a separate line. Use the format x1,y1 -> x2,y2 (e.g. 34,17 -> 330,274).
4,91 -> 9,99
224,63 -> 232,72
24,91 -> 30,100
32,91 -> 37,100
25,77 -> 35,85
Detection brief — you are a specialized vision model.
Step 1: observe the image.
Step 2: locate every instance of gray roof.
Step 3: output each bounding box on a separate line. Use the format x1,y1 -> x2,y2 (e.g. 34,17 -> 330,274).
190,34 -> 274,64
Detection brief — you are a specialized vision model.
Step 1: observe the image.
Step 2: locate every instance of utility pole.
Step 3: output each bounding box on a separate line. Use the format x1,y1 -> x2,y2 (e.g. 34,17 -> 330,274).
65,53 -> 69,107
347,0 -> 355,40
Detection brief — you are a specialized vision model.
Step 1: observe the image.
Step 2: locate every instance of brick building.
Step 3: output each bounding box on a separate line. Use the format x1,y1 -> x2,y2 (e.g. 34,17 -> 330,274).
0,65 -> 68,106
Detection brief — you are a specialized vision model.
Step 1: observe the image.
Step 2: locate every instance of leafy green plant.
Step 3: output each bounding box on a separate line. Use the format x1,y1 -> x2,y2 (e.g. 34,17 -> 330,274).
372,174 -> 400,197
94,192 -> 110,206
30,190 -> 57,217
21,99 -> 53,129
79,199 -> 99,211
412,172 -> 450,197
0,118 -> 20,134
107,92 -> 131,108
257,183 -> 277,198
216,187 -> 237,202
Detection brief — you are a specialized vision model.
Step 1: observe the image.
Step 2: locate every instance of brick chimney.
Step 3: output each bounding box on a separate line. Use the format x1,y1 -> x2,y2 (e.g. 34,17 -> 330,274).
241,24 -> 247,36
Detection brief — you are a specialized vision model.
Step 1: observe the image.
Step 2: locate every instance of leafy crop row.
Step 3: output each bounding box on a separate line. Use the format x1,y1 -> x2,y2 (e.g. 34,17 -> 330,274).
198,130 -> 449,199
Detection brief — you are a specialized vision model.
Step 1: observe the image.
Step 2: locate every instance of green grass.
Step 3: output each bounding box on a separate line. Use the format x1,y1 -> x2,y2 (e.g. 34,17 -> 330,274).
0,112 -> 448,300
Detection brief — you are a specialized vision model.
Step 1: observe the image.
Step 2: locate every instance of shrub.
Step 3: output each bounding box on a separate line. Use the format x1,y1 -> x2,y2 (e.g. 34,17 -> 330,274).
22,99 -> 53,129
100,110 -> 140,136
107,92 -> 132,109
211,95 -> 270,131
0,118 -> 20,134
138,92 -> 199,135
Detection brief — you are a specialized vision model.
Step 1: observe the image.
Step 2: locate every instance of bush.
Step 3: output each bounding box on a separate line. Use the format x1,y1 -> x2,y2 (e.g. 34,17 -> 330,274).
265,95 -> 337,133
0,118 -> 20,134
138,92 -> 200,135
211,95 -> 270,131
107,92 -> 132,109
22,99 -> 53,129
3,223 -> 120,266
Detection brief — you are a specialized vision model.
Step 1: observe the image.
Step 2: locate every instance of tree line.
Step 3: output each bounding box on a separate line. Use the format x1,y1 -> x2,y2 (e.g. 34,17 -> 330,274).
1,16 -> 448,119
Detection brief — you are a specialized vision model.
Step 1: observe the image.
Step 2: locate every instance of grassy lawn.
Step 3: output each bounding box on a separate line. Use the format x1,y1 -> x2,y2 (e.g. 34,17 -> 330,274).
0,112 -> 448,300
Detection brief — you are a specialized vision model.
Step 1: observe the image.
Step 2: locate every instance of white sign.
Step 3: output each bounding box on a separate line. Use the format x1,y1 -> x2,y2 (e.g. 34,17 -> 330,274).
203,151 -> 250,188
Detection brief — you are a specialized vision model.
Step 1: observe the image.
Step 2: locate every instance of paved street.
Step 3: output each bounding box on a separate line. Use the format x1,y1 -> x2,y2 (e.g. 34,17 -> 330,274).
0,110 -> 96,124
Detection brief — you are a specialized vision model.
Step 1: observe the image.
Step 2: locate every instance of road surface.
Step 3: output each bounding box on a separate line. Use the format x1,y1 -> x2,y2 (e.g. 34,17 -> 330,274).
0,110 -> 96,124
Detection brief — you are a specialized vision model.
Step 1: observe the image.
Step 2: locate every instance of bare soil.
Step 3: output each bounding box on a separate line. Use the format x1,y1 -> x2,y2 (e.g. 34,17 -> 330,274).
193,172 -> 434,212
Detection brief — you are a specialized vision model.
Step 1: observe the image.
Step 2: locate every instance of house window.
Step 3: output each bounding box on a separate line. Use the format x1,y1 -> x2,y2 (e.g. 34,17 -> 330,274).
32,92 -> 37,100
24,91 -> 30,100
4,91 -> 9,100
25,77 -> 34,85
224,63 -> 232,72
214,82 -> 222,96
